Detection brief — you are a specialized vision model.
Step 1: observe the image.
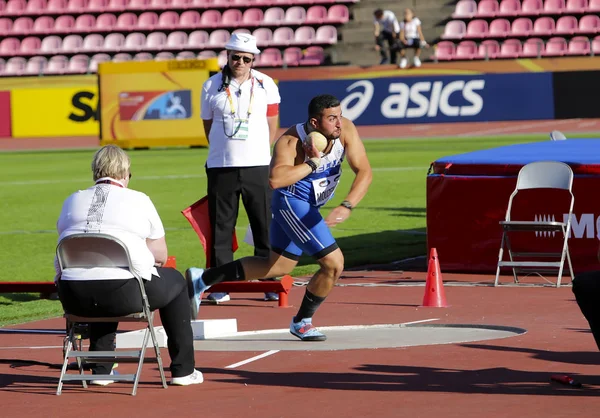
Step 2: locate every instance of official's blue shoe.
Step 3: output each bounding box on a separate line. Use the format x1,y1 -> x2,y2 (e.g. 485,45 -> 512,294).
290,318 -> 327,341
264,292 -> 279,301
185,268 -> 209,320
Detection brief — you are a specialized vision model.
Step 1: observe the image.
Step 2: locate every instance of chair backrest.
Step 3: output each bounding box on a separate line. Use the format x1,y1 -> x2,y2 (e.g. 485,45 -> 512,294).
56,233 -> 133,273
516,161 -> 573,191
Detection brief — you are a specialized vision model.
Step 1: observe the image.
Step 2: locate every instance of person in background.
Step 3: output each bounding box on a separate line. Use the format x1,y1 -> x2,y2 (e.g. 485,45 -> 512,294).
373,8 -> 400,65
398,8 -> 427,69
200,33 -> 281,304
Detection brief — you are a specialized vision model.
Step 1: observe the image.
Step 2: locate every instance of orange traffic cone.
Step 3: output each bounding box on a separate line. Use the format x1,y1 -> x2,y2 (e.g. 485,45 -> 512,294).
421,248 -> 449,308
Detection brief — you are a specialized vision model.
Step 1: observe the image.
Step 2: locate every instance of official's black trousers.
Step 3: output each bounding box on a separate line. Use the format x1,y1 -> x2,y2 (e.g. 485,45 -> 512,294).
376,31 -> 398,64
572,270 -> 600,350
206,165 -> 272,267
58,267 -> 195,377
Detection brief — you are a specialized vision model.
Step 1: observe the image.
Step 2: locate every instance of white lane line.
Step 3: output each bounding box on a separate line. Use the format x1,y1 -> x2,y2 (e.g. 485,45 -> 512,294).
0,345 -> 63,350
0,329 -> 64,334
225,350 -> 280,369
401,318 -> 440,326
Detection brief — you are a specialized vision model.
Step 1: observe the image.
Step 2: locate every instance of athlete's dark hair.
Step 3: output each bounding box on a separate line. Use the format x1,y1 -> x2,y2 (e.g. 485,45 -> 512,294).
308,94 -> 341,119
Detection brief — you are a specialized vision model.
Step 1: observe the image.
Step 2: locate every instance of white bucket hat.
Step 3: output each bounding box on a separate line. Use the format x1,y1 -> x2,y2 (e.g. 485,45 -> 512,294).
225,33 -> 261,55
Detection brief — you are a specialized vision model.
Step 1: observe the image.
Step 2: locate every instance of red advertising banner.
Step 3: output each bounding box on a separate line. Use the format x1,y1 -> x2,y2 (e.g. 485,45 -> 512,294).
427,174 -> 600,274
0,90 -> 11,137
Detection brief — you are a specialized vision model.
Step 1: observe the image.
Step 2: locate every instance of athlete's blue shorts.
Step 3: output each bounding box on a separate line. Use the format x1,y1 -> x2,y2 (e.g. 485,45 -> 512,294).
270,191 -> 338,260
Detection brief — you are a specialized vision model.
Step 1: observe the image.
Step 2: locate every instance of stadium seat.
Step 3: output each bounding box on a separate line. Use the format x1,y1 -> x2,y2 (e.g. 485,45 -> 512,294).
544,0 -> 566,14
212,0 -> 230,6
272,26 -> 294,46
215,50 -> 226,66
89,53 -> 111,71
107,0 -> 127,11
62,34 -> 83,52
40,35 -> 62,53
166,31 -> 188,49
497,0 -> 521,16
82,33 -> 104,52
88,0 -> 107,12
134,51 -> 153,61
67,54 -> 89,73
138,12 -> 159,30
232,28 -> 250,34
33,16 -> 54,34
146,31 -> 167,49
477,0 -> 499,17
542,36 -> 567,55
592,35 -> 600,53
12,17 -> 34,35
434,41 -> 456,60
566,0 -> 589,12
441,20 -> 467,39
68,0 -> 88,12
231,0 -> 252,6
567,35 -> 590,54
116,12 -> 137,30
171,0 -> 191,7
176,50 -> 196,60
521,0 -> 544,15
129,0 -> 150,10
20,36 -> 42,55
54,15 -> 75,32
489,18 -> 511,36
253,28 -> 274,47
264,7 -> 285,25
242,8 -> 264,26
26,0 -> 47,14
0,18 -> 11,36
74,14 -> 95,33
25,56 -> 47,75
499,38 -> 522,57
284,6 -> 306,25
591,0 -> 600,11
464,19 -> 489,38
96,13 -> 117,31
0,38 -> 20,56
104,32 -> 126,51
4,57 -> 27,75
113,52 -> 133,62
455,40 -> 478,59
555,15 -> 578,34
200,10 -> 221,28
520,37 -> 545,57
5,0 -> 26,15
305,5 -> 327,24
511,17 -> 534,36
577,14 -> 599,33
327,5 -> 349,24
45,54 -> 68,74
198,50 -> 217,59
452,0 -> 477,18
257,47 -> 282,66
299,45 -> 324,65
46,0 -> 67,11
533,16 -> 556,35
122,32 -> 146,51
179,11 -> 201,28
191,0 -> 210,7
208,29 -> 230,47
150,0 -> 170,9
187,30 -> 209,48
154,11 -> 178,30
221,9 -> 243,27
294,26 -> 316,45
315,25 -> 337,44
478,39 -> 500,59
283,46 -> 302,66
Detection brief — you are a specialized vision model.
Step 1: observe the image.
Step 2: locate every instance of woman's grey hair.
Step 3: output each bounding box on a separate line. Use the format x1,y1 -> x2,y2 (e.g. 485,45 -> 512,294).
91,145 -> 131,181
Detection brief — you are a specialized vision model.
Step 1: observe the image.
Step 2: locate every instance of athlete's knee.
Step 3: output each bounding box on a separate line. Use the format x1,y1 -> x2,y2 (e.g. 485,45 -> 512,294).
318,249 -> 344,280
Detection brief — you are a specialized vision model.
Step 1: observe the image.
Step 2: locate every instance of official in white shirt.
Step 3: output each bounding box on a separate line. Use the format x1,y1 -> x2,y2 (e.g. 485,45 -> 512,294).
398,8 -> 427,69
200,33 -> 281,303
56,145 -> 202,387
373,8 -> 400,65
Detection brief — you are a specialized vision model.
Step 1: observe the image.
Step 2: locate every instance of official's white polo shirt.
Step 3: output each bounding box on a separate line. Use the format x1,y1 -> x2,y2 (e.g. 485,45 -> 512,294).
201,69 -> 281,168
375,10 -> 401,34
55,180 -> 165,282
400,17 -> 422,39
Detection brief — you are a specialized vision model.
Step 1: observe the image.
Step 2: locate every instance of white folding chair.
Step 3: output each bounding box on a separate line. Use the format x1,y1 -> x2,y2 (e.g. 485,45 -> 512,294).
56,233 -> 168,396
494,161 -> 575,288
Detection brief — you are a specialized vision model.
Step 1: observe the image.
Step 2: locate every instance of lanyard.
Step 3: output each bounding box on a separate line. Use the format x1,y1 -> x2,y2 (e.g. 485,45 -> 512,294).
225,75 -> 255,119
95,177 -> 124,188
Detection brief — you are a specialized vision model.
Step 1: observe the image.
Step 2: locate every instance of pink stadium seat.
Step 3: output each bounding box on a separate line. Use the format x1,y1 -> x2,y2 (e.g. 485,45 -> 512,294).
68,0 -> 88,13
208,29 -> 230,47
89,53 -> 111,71
272,0 -> 292,6
134,52 -> 153,61
155,51 -> 174,61
187,30 -> 209,47
45,55 -> 68,74
12,17 -> 33,35
198,50 -> 217,59
129,0 -> 150,10
542,36 -> 567,56
441,20 -> 466,39
555,15 -> 578,34
0,18 -> 11,36
434,41 -> 456,60
521,0 -> 543,15
25,56 -> 47,75
477,0 -> 499,17
88,0 -> 107,11
122,32 -> 146,51
253,27 -> 273,47
242,8 -> 264,26
566,0 -> 589,12
497,0 -> 521,16
578,14 -> 600,33
326,5 -> 349,24
200,10 -> 221,28
104,32 -> 126,51
0,0 -> 5,13
171,0 -> 191,7
113,52 -> 132,62
32,16 -> 54,34
489,18 -> 511,36
591,0 -> 600,11
284,6 -> 306,25
452,0 -> 477,18
271,26 -> 294,46
20,36 -> 41,54
567,35 -> 590,54
116,12 -> 137,30
46,0 -> 67,11
544,0 -> 566,14
82,33 -> 104,52
62,34 -> 83,52
54,15 -> 75,32
179,11 -> 201,28
221,9 -> 243,27
106,0 -> 126,11
146,31 -> 167,49
258,47 -> 282,66
4,57 -> 26,75
477,39 -> 500,59
191,0 -> 210,7
231,0 -> 252,6
511,17 -> 533,36
211,0 -> 230,6
315,25 -> 337,44
455,40 -> 478,59
592,35 -> 600,53
305,5 -> 327,24
26,0 -> 47,14
533,17 -> 556,35
96,13 -> 117,31
294,26 -> 316,45
67,54 -> 90,73
150,0 -> 170,9
464,19 -> 489,38
264,7 -> 285,25
176,50 -> 196,60
232,28 -> 250,34
217,50 -> 227,66
158,11 -> 179,29
299,46 -> 324,66
283,46 -> 302,66
0,38 -> 20,56
40,35 -> 62,53
138,12 -> 159,29
520,37 -> 545,57
499,38 -> 522,57
166,31 -> 188,49
5,0 -> 26,15
74,14 -> 95,33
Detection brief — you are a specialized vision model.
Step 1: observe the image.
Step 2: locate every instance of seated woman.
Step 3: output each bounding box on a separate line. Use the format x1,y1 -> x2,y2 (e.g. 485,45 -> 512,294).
55,145 -> 202,386
398,8 -> 427,69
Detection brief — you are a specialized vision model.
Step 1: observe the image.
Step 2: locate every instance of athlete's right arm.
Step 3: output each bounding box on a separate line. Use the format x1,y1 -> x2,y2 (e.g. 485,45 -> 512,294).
269,135 -> 314,190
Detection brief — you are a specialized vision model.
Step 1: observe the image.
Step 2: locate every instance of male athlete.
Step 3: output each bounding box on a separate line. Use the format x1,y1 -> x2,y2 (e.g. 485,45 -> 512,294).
186,94 -> 373,341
